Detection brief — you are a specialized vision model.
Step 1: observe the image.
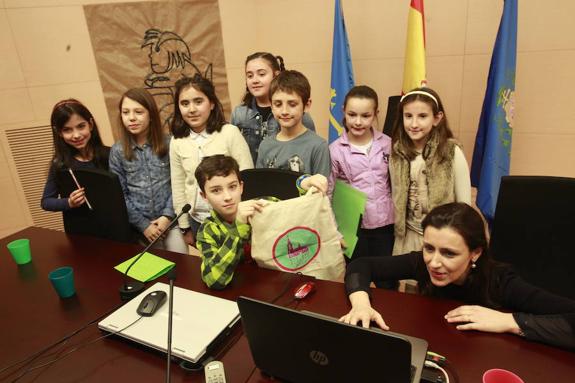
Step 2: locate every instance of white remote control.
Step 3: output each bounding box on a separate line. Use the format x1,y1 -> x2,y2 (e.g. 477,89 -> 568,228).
204,360 -> 226,383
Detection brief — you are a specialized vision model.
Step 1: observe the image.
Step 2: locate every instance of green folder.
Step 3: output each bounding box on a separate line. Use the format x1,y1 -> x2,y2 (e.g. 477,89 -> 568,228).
114,252 -> 175,282
331,180 -> 367,258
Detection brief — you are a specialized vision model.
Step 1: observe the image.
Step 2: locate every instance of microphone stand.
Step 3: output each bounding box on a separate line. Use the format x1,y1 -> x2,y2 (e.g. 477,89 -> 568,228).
166,266 -> 177,383
119,204 -> 190,301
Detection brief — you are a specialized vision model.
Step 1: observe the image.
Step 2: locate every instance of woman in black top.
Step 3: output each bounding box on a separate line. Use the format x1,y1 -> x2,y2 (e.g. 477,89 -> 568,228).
341,202 -> 575,349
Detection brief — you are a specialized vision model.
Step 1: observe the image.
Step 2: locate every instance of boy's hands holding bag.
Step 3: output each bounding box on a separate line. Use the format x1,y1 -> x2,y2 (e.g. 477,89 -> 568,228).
237,199 -> 269,224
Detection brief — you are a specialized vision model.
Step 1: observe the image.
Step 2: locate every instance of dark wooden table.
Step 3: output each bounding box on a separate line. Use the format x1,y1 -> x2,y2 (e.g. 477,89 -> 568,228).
1,227 -> 573,382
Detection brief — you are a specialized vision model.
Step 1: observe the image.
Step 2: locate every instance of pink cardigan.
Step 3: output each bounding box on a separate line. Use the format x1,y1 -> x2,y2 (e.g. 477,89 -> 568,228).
328,129 -> 394,229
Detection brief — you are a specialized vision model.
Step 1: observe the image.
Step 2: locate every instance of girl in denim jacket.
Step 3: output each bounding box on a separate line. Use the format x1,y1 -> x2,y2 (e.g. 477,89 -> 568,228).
231,52 -> 315,163
109,88 -> 188,253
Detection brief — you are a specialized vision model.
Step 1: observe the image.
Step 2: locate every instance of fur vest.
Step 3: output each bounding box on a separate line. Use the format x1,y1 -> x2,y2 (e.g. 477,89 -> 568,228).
390,137 -> 459,238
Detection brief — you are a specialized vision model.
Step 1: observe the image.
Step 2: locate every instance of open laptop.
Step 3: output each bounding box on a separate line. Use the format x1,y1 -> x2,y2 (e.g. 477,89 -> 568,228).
98,282 -> 240,363
237,296 -> 428,383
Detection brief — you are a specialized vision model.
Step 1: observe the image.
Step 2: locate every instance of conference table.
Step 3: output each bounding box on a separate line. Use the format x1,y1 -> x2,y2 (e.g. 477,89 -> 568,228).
1,227 -> 574,382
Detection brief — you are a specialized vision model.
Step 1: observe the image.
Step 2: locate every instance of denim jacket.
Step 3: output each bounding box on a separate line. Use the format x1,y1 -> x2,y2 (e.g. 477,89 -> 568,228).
231,98 -> 316,163
109,136 -> 174,233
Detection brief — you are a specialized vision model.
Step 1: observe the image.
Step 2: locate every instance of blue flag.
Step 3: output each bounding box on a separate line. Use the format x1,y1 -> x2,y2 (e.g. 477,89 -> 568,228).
329,0 -> 354,143
470,0 -> 517,223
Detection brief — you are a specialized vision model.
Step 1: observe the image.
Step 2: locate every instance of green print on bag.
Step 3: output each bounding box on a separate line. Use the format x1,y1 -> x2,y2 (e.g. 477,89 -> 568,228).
272,226 -> 321,271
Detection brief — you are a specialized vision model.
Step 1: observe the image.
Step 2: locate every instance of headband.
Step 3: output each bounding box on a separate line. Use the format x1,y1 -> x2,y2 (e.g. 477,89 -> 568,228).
400,90 -> 439,108
53,99 -> 83,110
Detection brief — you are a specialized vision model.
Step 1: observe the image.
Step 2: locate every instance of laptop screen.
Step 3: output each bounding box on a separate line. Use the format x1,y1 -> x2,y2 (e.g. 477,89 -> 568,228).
237,296 -> 427,383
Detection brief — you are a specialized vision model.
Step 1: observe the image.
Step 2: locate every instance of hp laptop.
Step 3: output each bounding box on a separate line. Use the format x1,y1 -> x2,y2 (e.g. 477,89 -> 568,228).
99,282 -> 240,363
237,296 -> 428,383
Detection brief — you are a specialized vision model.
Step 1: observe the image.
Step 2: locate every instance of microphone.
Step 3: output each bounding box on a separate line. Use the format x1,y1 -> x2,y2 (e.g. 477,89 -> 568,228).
119,204 -> 191,301
166,266 -> 177,383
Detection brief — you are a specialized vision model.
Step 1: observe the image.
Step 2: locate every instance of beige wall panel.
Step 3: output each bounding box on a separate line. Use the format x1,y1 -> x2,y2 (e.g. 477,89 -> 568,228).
0,88 -> 33,125
344,0 -> 407,60
456,129 -> 477,166
519,1 -> 575,51
352,57 -> 404,130
226,66 -> 247,116
514,50 -> 575,135
460,53 -> 490,134
7,6 -> 99,87
219,0 -> 256,72
286,61 -> 332,141
425,0 -> 467,56
465,0 -> 502,54
510,133 -> 575,177
0,10 -> 25,89
0,141 -> 30,236
4,0 -> 152,8
256,0 -> 332,65
26,81 -> 113,145
0,1 -> 5,9
425,55 -> 465,136
0,174 -> 29,236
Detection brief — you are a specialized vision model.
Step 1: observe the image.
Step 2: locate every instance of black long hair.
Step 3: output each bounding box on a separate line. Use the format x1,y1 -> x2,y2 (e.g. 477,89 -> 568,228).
50,99 -> 108,170
171,74 -> 226,139
419,203 -> 499,306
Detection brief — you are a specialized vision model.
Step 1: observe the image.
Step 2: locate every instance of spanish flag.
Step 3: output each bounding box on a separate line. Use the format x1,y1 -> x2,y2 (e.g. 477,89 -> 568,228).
402,0 -> 426,94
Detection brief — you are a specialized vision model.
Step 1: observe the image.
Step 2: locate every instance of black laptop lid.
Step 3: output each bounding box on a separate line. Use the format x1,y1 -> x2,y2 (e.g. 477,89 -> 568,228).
237,296 -> 415,383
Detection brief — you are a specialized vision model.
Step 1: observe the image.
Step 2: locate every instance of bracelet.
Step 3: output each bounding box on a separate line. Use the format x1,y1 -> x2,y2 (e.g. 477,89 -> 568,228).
295,174 -> 310,189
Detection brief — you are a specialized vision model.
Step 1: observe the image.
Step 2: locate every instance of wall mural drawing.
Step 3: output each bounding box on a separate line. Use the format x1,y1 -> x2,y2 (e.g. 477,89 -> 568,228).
141,28 -> 213,128
84,0 -> 229,137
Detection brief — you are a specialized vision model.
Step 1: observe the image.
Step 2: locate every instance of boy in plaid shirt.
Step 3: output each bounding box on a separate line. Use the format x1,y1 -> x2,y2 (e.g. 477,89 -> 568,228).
194,155 -> 267,289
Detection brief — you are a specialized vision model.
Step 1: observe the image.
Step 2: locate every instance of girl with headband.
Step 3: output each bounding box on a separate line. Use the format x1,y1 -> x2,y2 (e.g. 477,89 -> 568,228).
389,87 -> 471,256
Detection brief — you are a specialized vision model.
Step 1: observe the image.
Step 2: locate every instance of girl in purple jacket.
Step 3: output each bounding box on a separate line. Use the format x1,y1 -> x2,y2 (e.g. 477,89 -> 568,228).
328,86 -> 395,288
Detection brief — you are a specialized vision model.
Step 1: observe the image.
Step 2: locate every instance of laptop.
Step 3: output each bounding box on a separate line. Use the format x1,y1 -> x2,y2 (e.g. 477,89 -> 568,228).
98,282 -> 240,363
237,296 -> 428,383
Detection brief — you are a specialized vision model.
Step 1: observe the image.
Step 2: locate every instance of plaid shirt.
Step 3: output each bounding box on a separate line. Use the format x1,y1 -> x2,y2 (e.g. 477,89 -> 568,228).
197,210 -> 251,290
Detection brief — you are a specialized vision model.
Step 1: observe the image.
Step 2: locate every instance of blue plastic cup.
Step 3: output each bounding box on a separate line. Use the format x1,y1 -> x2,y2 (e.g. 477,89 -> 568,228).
48,266 -> 75,298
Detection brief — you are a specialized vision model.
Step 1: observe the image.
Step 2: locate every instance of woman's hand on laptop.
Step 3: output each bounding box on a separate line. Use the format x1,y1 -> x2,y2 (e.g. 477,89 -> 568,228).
339,291 -> 390,330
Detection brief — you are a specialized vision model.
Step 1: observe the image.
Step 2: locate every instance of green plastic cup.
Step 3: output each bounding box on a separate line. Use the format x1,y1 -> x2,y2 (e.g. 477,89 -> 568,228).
7,238 -> 32,265
49,266 -> 76,298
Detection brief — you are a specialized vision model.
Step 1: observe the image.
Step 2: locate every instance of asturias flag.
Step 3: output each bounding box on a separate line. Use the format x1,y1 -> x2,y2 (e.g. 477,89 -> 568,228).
471,0 -> 518,223
329,0 -> 354,143
402,0 -> 427,94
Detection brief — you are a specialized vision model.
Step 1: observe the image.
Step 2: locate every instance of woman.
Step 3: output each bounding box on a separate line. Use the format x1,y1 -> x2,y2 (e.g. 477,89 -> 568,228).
340,203 -> 575,349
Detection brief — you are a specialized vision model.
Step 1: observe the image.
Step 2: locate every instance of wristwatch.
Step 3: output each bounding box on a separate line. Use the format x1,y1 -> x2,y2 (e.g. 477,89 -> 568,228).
179,227 -> 191,235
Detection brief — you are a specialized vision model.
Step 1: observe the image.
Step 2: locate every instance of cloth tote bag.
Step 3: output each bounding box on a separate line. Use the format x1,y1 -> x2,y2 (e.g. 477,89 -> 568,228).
250,192 -> 345,281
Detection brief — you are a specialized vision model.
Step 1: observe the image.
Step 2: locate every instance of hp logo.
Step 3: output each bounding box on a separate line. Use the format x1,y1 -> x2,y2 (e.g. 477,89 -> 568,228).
309,350 -> 329,366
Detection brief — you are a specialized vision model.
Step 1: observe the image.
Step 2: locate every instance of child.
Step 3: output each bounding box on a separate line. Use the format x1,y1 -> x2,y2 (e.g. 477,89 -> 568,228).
170,74 -> 253,247
328,86 -> 395,280
195,155 -> 266,289
231,52 -> 316,163
109,88 -> 188,254
256,70 -> 330,177
390,87 -> 471,255
41,99 -> 110,211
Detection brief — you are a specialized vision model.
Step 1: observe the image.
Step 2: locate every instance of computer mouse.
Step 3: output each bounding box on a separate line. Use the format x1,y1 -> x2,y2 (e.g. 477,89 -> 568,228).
136,290 -> 167,317
294,282 -> 315,300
